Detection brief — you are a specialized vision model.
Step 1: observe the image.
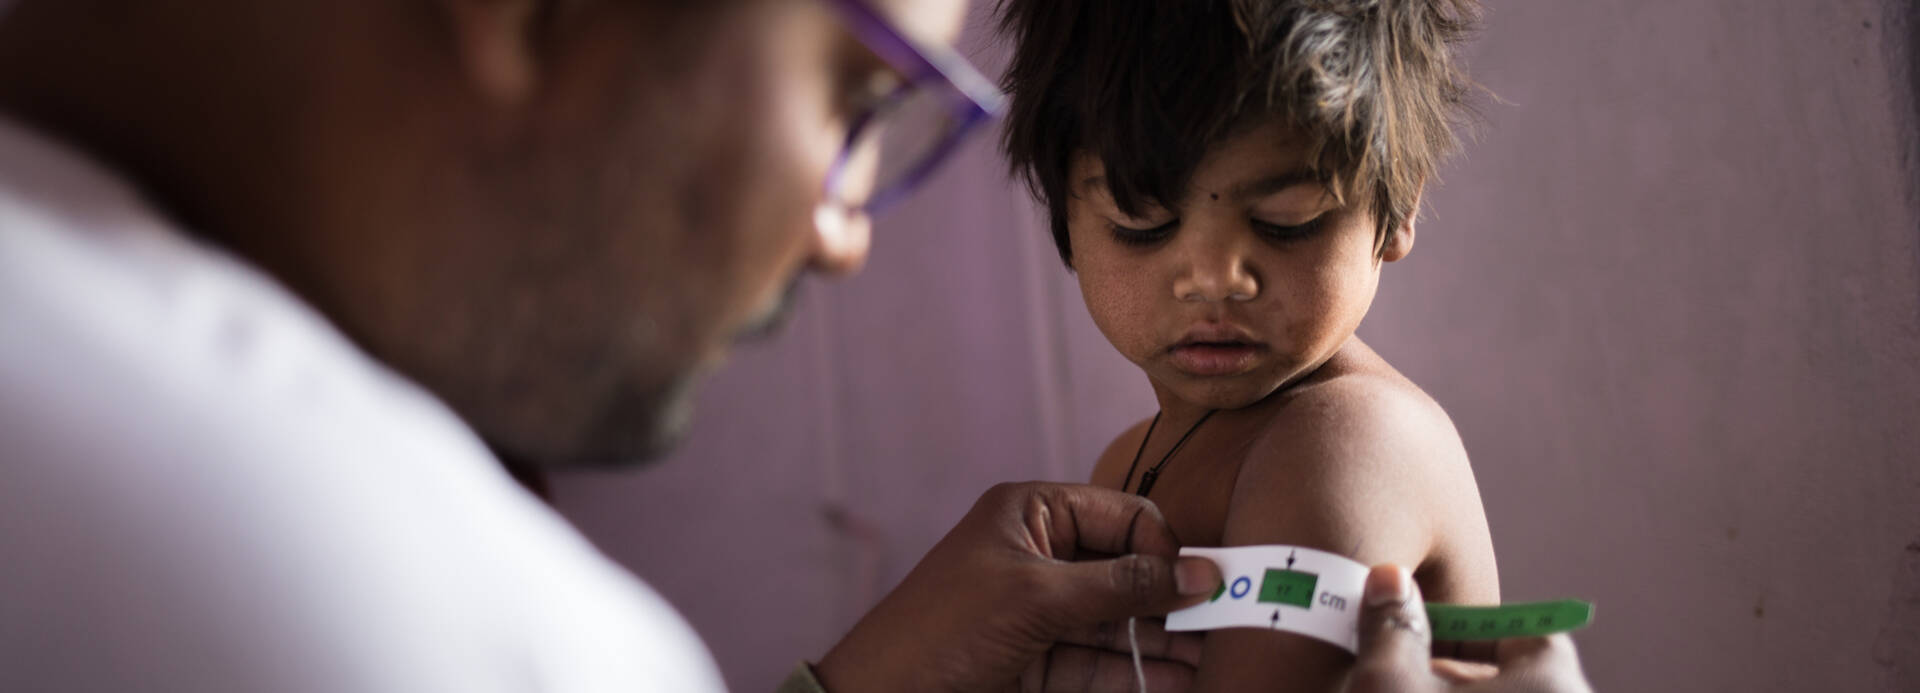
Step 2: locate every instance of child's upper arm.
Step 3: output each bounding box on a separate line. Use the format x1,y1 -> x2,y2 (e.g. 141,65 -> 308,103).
1190,376 -> 1498,692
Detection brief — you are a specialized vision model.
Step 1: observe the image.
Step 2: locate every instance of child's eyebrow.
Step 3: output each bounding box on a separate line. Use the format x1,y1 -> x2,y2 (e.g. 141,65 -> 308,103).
1230,169 -> 1321,200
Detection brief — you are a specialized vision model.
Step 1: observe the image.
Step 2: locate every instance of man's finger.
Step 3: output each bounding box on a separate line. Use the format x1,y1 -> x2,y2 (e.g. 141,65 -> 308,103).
1492,633 -> 1576,668
1055,618 -> 1205,668
1347,564 -> 1437,693
1019,644 -> 1197,693
1428,658 -> 1499,684
1045,553 -> 1221,624
1487,633 -> 1594,692
1021,483 -> 1184,560
1434,638 -> 1499,663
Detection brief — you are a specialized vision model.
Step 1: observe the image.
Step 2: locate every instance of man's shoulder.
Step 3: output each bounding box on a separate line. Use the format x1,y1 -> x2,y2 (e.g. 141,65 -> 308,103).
0,122 -> 726,692
0,242 -> 728,691
0,144 -> 472,490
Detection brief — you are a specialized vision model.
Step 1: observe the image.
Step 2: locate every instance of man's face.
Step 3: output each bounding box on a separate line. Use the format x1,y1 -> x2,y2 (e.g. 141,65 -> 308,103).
299,0 -> 967,465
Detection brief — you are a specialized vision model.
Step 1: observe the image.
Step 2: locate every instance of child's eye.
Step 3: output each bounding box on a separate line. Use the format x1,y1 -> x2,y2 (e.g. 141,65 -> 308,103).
1252,217 -> 1324,242
1110,219 -> 1178,246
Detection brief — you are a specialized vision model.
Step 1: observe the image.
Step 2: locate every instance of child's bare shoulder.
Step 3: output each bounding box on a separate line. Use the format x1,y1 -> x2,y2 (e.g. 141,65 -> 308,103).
1087,416 -> 1155,489
1225,340 -> 1486,577
1253,341 -> 1468,479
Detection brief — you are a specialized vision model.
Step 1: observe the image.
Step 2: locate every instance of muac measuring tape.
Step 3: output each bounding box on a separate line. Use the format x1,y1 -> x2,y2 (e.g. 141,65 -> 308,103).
1164,545 -> 1595,652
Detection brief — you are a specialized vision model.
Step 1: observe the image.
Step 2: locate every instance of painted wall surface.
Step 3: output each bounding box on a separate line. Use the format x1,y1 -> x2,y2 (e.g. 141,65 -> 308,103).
1360,3 -> 1920,691
553,2 -> 1920,691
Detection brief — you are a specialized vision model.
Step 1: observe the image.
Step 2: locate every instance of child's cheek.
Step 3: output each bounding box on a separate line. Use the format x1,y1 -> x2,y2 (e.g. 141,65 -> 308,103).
1290,225 -> 1384,351
1077,257 -> 1162,364
1065,210 -> 1172,366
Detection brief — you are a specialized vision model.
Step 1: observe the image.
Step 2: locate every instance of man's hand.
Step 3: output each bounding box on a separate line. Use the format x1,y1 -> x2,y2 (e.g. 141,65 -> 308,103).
816,482 -> 1222,693
1013,616 -> 1206,692
1348,565 -> 1594,693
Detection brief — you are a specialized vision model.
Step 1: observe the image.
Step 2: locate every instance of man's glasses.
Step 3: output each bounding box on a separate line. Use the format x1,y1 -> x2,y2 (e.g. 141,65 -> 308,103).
821,0 -> 1006,215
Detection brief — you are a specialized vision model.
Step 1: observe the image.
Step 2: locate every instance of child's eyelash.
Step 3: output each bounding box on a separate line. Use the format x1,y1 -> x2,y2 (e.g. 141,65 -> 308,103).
1109,220 -> 1177,246
1252,217 -> 1325,241
1110,217 -> 1326,247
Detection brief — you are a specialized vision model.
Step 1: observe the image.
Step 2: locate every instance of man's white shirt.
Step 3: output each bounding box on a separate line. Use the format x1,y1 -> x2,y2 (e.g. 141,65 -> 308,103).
0,116 -> 728,692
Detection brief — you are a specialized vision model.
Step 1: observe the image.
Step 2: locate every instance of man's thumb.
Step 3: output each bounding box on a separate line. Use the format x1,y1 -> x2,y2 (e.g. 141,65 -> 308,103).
1348,565 -> 1436,693
1049,555 -> 1220,624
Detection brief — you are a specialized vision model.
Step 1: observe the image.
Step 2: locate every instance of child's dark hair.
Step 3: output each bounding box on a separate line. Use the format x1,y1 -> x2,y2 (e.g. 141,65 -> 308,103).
997,0 -> 1481,265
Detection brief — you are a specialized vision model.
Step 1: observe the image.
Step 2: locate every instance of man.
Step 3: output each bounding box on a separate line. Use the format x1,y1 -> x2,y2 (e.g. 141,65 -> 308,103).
1351,566 -> 1593,693
0,0 -> 1591,690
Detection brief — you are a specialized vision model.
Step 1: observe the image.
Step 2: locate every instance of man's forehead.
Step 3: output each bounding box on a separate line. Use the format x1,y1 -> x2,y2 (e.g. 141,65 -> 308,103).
870,0 -> 968,47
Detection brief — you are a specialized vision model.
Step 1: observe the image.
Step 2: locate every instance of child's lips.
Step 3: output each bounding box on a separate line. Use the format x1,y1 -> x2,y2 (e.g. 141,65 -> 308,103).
1167,341 -> 1264,376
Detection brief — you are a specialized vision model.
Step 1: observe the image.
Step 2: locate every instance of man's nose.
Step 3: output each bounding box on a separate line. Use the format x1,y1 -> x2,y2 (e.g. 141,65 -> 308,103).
1171,230 -> 1259,303
810,202 -> 873,276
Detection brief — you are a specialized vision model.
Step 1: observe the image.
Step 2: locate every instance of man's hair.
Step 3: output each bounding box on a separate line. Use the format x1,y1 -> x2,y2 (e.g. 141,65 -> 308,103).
997,0 -> 1481,264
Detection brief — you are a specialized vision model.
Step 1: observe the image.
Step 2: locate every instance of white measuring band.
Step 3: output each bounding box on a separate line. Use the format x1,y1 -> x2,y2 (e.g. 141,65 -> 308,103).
1164,545 -> 1371,653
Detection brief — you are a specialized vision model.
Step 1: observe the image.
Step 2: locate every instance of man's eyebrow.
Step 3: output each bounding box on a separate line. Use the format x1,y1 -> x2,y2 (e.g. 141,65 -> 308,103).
1231,169 -> 1321,199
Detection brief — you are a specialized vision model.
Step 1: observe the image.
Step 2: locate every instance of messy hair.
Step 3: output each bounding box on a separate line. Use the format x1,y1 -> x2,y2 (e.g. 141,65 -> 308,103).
997,0 -> 1481,264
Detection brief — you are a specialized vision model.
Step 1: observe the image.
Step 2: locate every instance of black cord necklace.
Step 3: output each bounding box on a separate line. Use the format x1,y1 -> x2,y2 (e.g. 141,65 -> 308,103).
1121,409 -> 1217,498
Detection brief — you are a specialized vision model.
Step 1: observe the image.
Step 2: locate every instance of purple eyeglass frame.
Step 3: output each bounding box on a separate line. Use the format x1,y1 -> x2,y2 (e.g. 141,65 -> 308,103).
821,0 -> 1006,214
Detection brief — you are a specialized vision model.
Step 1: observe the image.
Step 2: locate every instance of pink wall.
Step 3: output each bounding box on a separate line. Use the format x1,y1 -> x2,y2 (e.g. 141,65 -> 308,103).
553,2 -> 1920,691
1359,2 -> 1920,690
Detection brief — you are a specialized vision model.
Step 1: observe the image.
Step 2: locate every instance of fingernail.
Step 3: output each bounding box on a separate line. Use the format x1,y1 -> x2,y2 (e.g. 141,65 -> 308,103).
1175,557 -> 1218,596
1365,565 -> 1414,607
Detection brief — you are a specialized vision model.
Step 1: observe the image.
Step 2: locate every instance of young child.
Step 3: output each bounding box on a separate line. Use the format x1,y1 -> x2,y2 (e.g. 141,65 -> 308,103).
998,1 -> 1498,688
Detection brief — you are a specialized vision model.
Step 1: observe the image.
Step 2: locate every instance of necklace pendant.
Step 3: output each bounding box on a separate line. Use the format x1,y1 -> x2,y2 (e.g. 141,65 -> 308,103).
1136,470 -> 1159,497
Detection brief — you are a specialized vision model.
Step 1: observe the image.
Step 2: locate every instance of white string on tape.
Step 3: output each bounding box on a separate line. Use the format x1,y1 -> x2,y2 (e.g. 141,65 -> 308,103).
1127,616 -> 1146,693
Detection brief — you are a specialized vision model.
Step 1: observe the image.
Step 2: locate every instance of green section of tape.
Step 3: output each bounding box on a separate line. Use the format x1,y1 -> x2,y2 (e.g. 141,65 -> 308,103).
1425,600 -> 1594,641
1257,569 -> 1318,608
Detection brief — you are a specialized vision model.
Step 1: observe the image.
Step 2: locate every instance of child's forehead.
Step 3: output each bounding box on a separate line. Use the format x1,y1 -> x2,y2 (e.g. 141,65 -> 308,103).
1071,120 -> 1325,202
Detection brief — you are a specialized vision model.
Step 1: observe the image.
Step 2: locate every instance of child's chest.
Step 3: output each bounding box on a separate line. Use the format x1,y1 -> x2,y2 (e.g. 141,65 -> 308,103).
1108,436 -> 1256,549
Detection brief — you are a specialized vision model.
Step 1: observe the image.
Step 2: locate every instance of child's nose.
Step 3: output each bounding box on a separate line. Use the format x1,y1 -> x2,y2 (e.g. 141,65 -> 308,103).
1172,235 -> 1259,303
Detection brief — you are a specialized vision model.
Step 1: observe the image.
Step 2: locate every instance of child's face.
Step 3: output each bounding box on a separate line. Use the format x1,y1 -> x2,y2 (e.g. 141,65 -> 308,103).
1066,120 -> 1413,410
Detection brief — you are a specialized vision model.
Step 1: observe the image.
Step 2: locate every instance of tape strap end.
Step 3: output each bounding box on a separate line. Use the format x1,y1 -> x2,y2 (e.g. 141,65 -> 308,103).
1425,599 -> 1595,641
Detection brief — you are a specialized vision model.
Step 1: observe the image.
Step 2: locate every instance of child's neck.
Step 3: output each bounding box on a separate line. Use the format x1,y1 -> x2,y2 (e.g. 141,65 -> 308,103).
1148,388 -> 1217,436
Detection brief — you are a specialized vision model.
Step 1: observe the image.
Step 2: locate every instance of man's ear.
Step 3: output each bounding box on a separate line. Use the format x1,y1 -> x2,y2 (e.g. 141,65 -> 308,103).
438,0 -> 548,105
1380,194 -> 1419,264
